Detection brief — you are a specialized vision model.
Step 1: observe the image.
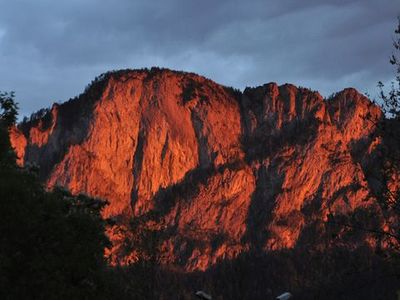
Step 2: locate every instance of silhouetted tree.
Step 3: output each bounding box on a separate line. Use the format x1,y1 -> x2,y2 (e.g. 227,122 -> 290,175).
375,17 -> 400,214
331,18 -> 400,249
0,92 -> 125,299
0,91 -> 18,168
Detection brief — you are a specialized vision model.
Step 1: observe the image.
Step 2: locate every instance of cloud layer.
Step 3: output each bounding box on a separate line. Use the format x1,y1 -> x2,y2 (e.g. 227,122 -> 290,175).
0,0 -> 398,117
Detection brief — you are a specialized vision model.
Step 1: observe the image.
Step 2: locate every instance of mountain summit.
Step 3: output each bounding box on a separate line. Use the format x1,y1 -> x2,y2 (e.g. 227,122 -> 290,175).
10,68 -> 385,271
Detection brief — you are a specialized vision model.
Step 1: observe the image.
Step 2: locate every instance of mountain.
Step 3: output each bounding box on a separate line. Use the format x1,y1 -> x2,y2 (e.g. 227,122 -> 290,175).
10,68 -> 388,276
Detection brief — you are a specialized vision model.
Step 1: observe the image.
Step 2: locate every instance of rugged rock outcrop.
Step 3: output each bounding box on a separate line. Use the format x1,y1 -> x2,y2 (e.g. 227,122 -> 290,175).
10,68 -> 388,271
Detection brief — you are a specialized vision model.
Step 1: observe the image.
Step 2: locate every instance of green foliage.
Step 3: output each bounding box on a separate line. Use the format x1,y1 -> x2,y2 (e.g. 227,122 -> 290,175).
0,91 -> 18,128
223,85 -> 242,102
378,17 -> 400,119
350,17 -> 400,285
0,93 -> 121,299
374,17 -> 400,218
0,91 -> 18,168
181,79 -> 197,103
108,212 -> 162,299
0,172 -> 109,299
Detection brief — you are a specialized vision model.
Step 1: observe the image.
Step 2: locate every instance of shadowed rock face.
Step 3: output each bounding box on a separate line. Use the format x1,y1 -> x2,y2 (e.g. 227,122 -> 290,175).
10,68 -> 386,271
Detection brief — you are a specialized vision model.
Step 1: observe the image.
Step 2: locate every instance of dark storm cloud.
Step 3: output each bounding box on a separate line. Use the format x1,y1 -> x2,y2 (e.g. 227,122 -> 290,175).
0,0 -> 398,117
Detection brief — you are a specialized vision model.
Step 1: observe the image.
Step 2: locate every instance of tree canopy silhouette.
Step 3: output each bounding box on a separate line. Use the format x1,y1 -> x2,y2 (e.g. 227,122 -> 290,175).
0,92 -> 120,299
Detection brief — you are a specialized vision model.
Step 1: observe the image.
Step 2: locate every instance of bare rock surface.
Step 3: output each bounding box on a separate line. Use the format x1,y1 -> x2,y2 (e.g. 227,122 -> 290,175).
10,68 -> 387,271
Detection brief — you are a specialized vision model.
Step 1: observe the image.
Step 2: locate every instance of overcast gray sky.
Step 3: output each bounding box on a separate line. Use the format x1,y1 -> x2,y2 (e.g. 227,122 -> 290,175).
0,0 -> 399,117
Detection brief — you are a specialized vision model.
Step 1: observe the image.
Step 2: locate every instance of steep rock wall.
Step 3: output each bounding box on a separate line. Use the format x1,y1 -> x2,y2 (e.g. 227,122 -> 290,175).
10,68 -> 386,271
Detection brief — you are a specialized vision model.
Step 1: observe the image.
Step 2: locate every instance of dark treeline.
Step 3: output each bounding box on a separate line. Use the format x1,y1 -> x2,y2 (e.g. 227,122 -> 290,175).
0,92 -> 128,299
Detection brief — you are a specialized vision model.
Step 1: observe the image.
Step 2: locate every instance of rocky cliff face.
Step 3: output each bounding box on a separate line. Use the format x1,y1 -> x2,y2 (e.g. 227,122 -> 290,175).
10,68 -> 387,271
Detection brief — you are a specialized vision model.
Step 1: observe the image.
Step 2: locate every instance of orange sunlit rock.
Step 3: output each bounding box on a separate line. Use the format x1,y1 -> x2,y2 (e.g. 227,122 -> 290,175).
9,126 -> 27,166
11,68 -> 394,271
